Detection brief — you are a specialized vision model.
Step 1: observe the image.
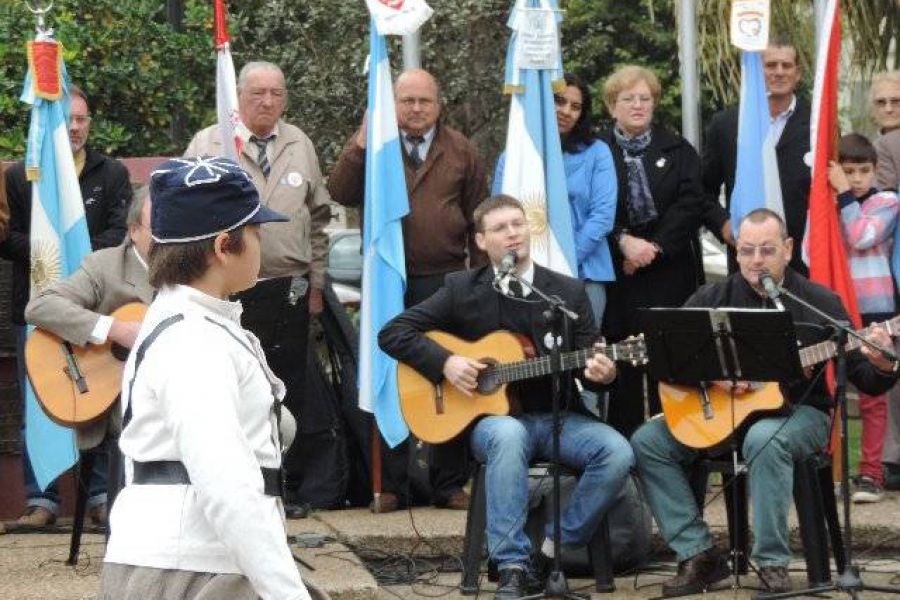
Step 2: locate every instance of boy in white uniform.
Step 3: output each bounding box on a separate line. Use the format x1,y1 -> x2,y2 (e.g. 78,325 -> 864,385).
100,156 -> 315,600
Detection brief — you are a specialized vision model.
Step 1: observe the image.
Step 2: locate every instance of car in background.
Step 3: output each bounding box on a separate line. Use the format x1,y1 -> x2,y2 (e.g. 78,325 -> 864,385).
327,228 -> 729,302
327,228 -> 362,306
702,233 -> 727,282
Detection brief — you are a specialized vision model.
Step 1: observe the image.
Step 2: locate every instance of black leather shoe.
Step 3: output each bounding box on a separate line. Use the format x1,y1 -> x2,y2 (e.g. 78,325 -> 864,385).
495,568 -> 527,600
526,551 -> 553,593
662,546 -> 730,598
754,566 -> 792,598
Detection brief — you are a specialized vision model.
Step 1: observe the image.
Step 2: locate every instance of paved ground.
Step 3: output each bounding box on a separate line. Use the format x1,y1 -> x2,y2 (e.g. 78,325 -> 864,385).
1,491 -> 898,600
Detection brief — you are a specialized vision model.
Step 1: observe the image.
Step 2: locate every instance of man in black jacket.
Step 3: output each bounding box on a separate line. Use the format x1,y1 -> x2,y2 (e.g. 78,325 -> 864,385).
2,84 -> 130,528
701,38 -> 811,275
379,195 -> 634,600
631,209 -> 898,598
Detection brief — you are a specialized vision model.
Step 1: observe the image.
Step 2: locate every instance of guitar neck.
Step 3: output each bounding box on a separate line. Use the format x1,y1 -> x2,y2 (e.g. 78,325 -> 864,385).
491,345 -> 616,384
798,316 -> 900,368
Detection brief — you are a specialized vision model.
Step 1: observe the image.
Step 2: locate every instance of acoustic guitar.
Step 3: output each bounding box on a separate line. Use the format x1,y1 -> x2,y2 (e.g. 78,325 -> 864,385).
25,302 -> 147,427
397,330 -> 647,444
659,316 -> 900,449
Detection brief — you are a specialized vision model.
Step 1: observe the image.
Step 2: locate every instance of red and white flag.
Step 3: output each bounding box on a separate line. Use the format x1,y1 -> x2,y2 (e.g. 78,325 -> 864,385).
805,0 -> 860,476
215,0 -> 246,161
805,0 -> 860,328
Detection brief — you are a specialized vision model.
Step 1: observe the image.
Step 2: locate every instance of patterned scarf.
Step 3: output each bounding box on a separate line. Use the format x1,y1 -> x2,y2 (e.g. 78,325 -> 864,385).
613,127 -> 657,227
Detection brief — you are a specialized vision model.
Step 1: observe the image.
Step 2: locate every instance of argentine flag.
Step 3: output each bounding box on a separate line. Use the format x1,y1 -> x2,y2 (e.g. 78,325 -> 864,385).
497,0 -> 575,276
358,20 -> 411,447
21,40 -> 92,489
730,51 -> 783,238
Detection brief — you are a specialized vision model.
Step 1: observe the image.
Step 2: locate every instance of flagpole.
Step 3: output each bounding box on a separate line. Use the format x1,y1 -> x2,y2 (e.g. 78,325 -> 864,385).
677,0 -> 701,152
402,31 -> 421,69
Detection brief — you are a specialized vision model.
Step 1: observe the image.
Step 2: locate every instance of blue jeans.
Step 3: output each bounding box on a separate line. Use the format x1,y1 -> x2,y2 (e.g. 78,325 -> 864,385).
631,406 -> 830,567
471,412 -> 634,571
16,325 -> 108,512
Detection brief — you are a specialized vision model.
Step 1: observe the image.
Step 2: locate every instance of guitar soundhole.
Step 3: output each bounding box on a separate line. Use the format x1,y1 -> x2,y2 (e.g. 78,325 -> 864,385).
476,358 -> 500,395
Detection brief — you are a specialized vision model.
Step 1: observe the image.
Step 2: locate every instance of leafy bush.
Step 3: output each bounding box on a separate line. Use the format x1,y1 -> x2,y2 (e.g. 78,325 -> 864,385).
0,0 -> 687,169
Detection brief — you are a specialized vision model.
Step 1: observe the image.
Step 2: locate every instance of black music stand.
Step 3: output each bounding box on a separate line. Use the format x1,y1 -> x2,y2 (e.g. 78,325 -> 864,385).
637,307 -> 803,591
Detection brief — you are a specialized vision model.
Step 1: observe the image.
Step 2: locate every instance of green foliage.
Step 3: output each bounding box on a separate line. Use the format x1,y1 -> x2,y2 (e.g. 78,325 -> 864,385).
3,1 -> 895,167
564,0 -> 686,134
0,0 -> 214,159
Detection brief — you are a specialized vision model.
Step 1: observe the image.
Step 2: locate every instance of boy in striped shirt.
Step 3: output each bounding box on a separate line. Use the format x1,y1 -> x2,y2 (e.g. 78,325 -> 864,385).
829,132 -> 900,503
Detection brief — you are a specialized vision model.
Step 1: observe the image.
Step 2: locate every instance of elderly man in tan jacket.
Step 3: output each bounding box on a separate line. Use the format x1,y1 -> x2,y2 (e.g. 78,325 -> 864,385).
184,61 -> 332,514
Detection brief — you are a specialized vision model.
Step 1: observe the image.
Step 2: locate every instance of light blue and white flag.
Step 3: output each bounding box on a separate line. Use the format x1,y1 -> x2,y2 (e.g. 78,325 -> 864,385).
498,0 -> 575,276
730,51 -> 783,238
21,38 -> 92,489
358,18 -> 412,447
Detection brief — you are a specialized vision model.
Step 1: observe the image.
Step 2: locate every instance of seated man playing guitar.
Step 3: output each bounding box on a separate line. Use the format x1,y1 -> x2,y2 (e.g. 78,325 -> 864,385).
21,190 -> 154,527
379,194 -> 635,600
631,208 -> 899,598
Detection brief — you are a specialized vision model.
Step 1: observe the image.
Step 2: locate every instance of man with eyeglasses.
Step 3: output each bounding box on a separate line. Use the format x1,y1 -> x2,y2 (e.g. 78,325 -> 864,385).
185,61 -> 333,515
870,71 -> 900,192
867,71 -> 900,493
631,208 -> 899,598
328,68 -> 488,513
1,83 -> 130,529
700,36 -> 812,276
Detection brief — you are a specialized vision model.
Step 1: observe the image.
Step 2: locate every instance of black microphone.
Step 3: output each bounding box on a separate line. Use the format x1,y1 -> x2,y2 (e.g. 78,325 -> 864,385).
759,269 -> 786,311
493,250 -> 518,285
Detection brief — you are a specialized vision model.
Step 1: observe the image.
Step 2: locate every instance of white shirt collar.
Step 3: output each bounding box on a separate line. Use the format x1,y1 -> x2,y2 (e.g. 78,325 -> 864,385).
402,126 -> 436,158
159,284 -> 244,323
495,261 -> 535,297
770,94 -> 796,121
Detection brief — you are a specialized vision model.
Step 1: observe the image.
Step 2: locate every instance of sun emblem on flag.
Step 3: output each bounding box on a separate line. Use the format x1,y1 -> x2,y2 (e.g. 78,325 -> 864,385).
30,240 -> 62,292
520,192 -> 549,251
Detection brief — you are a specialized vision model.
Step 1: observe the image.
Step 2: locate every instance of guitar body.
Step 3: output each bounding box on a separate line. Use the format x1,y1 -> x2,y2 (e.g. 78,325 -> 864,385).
26,302 -> 147,427
658,381 -> 785,449
398,330 -> 527,444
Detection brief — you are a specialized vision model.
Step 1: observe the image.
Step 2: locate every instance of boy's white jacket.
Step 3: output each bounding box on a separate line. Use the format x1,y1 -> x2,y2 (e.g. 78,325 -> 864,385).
105,284 -> 310,600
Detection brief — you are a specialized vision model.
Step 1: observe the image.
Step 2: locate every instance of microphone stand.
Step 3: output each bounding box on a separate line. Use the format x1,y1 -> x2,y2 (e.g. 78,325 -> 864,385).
506,271 -> 586,600
760,281 -> 899,599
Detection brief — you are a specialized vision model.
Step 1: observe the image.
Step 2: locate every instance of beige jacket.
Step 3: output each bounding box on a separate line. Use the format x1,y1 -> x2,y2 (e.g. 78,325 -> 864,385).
25,241 -> 154,449
875,129 -> 900,192
185,122 -> 332,287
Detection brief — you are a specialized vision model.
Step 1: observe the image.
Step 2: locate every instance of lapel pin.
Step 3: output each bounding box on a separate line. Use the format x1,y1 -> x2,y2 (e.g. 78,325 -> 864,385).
655,157 -> 666,168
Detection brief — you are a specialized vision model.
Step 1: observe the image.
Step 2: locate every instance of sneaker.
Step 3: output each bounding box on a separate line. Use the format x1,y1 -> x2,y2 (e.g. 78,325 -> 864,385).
15,506 -> 56,529
851,475 -> 884,503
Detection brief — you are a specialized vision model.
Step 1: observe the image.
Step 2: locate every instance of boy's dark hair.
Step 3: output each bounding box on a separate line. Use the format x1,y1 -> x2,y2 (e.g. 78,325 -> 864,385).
148,227 -> 246,288
473,194 -> 525,232
557,73 -> 595,152
838,133 -> 877,165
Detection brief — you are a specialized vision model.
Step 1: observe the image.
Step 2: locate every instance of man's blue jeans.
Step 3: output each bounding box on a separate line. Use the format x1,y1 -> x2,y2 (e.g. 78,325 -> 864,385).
470,412 -> 634,571
631,406 -> 830,567
16,325 -> 107,513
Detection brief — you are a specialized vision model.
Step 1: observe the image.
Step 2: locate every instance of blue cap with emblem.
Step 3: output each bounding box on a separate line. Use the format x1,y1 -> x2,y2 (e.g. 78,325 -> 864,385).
149,155 -> 288,244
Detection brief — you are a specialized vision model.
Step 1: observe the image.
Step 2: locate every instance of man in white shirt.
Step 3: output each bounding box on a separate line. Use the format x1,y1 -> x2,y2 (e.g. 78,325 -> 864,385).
700,36 -> 812,275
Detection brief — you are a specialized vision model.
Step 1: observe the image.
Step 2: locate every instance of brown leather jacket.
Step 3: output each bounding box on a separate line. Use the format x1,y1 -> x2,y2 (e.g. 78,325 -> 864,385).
327,122 -> 488,276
